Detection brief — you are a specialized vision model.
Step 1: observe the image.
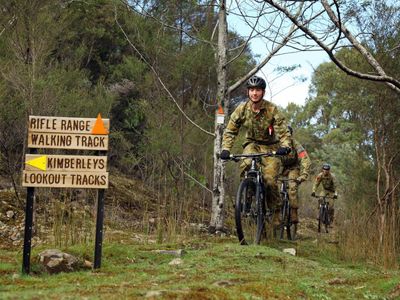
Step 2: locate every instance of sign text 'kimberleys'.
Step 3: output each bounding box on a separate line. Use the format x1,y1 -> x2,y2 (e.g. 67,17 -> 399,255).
25,155 -> 107,171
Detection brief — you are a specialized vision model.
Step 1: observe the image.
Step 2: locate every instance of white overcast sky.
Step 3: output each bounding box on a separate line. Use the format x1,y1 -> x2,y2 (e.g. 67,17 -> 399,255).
259,49 -> 329,108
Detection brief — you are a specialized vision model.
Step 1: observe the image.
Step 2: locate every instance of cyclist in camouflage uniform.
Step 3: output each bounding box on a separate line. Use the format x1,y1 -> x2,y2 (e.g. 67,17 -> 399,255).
220,76 -> 291,226
311,163 -> 338,223
281,126 -> 311,224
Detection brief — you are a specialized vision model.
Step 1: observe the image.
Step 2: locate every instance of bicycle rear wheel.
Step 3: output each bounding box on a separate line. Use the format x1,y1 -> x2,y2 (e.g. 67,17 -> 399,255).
255,182 -> 266,244
324,205 -> 330,233
235,178 -> 259,245
318,205 -> 323,233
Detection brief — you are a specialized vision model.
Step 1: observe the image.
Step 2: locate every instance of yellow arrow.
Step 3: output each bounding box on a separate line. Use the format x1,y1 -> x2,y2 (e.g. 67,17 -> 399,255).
25,155 -> 47,171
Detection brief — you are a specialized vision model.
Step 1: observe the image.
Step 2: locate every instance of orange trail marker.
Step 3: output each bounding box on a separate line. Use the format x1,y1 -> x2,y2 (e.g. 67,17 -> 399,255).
217,105 -> 224,114
25,155 -> 47,171
91,113 -> 109,135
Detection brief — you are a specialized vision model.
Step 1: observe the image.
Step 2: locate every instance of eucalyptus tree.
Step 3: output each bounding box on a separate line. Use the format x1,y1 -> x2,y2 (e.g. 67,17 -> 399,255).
0,0 -> 117,203
115,0 -> 400,233
211,0 -> 400,231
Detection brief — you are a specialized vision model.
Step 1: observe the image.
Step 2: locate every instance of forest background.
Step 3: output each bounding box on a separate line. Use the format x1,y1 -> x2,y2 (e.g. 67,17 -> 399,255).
0,0 -> 399,269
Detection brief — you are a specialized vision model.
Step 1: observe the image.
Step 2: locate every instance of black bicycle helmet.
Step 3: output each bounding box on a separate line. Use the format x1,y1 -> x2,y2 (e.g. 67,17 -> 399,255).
246,76 -> 266,90
322,163 -> 331,170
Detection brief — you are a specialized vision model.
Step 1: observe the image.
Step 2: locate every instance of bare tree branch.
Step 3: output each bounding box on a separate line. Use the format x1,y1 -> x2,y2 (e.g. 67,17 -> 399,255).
120,0 -> 217,48
0,15 -> 16,38
172,157 -> 213,194
321,0 -> 399,92
224,0 -> 265,65
264,0 -> 400,93
227,3 -> 304,94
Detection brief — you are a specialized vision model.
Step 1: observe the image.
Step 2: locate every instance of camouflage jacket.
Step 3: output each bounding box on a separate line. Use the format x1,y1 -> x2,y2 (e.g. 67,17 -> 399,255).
312,172 -> 336,193
222,100 -> 291,151
282,138 -> 311,180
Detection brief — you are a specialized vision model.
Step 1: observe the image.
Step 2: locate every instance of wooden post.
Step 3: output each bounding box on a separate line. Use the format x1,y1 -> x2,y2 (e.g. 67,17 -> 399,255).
22,148 -> 37,275
22,115 -> 110,274
94,188 -> 105,269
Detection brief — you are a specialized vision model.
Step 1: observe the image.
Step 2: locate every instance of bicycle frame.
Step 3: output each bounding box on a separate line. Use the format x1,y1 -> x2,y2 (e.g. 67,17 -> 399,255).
314,195 -> 334,233
277,177 -> 297,240
227,151 -> 277,244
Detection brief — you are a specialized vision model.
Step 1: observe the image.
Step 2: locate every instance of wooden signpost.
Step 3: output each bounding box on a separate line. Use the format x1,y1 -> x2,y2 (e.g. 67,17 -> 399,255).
22,114 -> 110,274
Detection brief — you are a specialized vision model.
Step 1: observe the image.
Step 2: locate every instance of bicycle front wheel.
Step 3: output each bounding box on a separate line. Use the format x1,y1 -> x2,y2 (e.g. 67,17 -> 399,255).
255,182 -> 266,244
280,200 -> 289,240
235,178 -> 260,245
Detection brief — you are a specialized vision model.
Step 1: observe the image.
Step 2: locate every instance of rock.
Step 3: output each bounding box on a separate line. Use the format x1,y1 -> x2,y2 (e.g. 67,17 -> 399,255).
189,223 -> 208,232
283,248 -> 296,256
145,290 -> 164,298
6,210 -> 14,218
168,258 -> 183,266
38,249 -> 79,274
83,260 -> 93,269
10,231 -> 20,241
212,280 -> 234,287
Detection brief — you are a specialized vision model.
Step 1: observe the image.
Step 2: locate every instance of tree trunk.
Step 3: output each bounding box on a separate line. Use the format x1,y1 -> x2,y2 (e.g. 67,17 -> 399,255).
210,0 -> 228,231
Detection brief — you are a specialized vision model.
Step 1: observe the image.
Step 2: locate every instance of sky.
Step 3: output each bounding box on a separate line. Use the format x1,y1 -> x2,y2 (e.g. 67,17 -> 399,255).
227,2 -> 330,108
259,49 -> 329,108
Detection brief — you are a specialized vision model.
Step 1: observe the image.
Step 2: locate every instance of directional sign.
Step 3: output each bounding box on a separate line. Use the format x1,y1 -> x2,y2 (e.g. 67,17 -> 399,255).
25,155 -> 108,172
27,132 -> 109,150
22,114 -> 111,275
28,115 -> 110,134
22,170 -> 109,188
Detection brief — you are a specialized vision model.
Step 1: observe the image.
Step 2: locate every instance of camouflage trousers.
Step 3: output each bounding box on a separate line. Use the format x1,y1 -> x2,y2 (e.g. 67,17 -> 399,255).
240,142 -> 281,210
282,167 -> 300,209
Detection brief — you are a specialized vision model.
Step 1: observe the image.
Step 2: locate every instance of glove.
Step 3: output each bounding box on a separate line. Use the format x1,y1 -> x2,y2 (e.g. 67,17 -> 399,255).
333,194 -> 338,199
311,192 -> 316,197
220,150 -> 231,160
276,147 -> 291,155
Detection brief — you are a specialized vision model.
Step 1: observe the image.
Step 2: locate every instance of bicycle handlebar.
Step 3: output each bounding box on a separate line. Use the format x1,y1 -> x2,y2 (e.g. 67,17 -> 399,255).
224,151 -> 279,162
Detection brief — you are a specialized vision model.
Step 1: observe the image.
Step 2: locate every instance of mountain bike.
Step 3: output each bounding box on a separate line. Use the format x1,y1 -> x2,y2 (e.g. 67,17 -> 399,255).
313,195 -> 334,233
276,177 -> 297,240
224,151 -> 279,245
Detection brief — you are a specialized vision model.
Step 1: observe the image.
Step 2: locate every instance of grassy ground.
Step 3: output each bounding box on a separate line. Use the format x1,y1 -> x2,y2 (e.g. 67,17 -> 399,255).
1,226 -> 400,300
